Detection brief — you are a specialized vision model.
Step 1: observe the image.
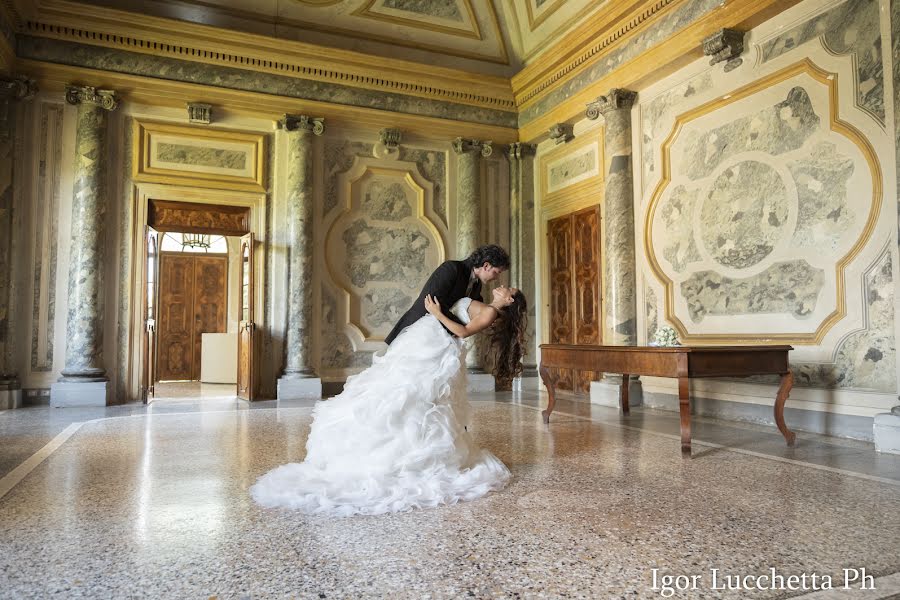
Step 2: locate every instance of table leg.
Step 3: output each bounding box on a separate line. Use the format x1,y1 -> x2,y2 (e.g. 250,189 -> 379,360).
539,364 -> 558,424
620,373 -> 630,415
678,376 -> 691,456
775,370 -> 797,446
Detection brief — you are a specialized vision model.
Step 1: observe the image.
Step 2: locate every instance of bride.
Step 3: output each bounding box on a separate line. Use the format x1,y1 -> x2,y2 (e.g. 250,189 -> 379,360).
250,285 -> 528,516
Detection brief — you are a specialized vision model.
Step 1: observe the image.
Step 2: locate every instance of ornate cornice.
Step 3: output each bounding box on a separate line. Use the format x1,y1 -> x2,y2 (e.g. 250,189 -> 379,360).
278,114 -> 325,135
512,0 -> 678,108
506,142 -> 536,160
452,137 -> 493,157
24,0 -> 515,112
65,84 -> 118,110
586,88 -> 637,120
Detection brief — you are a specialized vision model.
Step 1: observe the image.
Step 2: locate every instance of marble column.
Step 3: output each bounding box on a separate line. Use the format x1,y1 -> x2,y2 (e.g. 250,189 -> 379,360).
51,85 -> 118,407
506,142 -> 538,384
452,137 -> 494,390
586,88 -> 641,407
0,76 -> 36,410
587,89 -> 638,345
277,114 -> 323,401
874,0 -> 900,453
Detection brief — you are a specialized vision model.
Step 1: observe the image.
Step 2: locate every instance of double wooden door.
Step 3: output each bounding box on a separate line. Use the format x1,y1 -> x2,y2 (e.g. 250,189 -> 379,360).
547,205 -> 602,393
156,252 -> 228,381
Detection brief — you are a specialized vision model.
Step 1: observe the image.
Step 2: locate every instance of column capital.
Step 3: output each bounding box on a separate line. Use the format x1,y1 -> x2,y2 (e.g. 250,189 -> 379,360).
585,88 -> 637,120
703,28 -> 745,71
278,114 -> 325,135
0,75 -> 37,101
452,137 -> 492,157
506,142 -> 536,160
65,85 -> 119,111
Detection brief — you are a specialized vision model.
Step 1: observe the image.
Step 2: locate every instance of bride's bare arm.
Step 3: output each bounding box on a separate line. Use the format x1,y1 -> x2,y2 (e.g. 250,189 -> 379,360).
424,295 -> 497,338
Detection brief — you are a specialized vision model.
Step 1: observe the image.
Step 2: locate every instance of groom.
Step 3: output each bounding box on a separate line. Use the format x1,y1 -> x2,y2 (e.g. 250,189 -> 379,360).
385,244 -> 510,345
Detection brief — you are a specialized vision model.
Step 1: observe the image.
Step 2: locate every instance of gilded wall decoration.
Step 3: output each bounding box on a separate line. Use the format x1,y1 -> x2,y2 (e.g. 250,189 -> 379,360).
133,120 -> 266,192
645,60 -> 881,344
760,0 -> 884,123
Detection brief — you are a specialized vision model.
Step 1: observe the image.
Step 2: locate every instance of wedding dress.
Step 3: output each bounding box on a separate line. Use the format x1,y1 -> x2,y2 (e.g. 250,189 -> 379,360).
250,297 -> 511,516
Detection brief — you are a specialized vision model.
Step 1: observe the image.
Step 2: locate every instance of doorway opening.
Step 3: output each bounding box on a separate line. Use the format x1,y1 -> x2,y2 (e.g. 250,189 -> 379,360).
150,231 -> 232,396
141,199 -> 256,404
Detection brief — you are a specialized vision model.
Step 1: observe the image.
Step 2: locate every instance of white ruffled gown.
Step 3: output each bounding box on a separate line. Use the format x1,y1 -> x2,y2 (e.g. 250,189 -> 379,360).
250,297 -> 511,516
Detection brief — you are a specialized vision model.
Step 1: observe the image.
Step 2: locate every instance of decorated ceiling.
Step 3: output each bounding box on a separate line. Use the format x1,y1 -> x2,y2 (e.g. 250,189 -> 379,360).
68,0 -> 608,75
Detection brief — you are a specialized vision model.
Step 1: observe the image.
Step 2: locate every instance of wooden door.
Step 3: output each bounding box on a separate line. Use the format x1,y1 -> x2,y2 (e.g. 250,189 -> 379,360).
143,229 -> 159,402
157,253 -> 195,381
547,215 -> 574,390
156,252 -> 227,381
572,206 -> 602,393
192,256 -> 228,379
237,233 -> 255,400
546,206 -> 602,393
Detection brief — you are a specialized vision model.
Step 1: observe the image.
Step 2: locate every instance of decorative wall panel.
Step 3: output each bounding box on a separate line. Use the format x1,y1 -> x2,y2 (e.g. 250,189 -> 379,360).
133,120 -> 266,192
645,61 -> 880,344
325,157 -> 446,348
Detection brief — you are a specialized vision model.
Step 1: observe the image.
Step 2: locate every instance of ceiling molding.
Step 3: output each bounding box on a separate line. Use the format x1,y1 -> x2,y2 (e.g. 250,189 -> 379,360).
524,0 -> 567,31
516,0 -> 805,142
18,59 -> 520,143
25,0 -> 516,111
512,0 -> 676,109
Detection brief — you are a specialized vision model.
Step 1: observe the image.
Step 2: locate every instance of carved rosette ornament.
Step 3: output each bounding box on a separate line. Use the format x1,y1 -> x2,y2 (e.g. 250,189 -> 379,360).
65,85 -> 119,111
506,142 -> 536,161
586,88 -> 637,120
703,28 -> 745,72
548,123 -> 574,144
452,137 -> 492,157
278,114 -> 325,135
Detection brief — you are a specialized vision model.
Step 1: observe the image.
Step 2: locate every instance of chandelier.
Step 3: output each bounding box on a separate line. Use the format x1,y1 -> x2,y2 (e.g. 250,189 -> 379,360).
181,233 -> 211,248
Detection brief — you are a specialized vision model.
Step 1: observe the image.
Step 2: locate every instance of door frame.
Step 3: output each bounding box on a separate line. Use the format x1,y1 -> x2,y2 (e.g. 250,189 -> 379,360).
127,183 -> 266,403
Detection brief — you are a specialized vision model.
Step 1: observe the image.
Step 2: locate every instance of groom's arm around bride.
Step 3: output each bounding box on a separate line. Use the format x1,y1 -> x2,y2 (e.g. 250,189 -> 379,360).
384,245 -> 509,345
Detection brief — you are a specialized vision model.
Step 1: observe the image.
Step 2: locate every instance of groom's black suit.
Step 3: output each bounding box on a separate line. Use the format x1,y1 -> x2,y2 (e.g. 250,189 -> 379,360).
385,258 -> 482,345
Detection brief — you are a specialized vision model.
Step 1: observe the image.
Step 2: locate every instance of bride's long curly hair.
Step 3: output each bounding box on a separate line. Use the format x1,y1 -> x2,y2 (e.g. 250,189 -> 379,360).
488,290 -> 528,388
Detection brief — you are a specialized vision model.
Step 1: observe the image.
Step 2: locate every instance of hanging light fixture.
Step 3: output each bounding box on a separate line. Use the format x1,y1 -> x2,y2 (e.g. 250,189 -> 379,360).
181,232 -> 211,248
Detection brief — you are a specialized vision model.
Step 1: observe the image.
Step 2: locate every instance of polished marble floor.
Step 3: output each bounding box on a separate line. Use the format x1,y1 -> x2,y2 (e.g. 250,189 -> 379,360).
1,390 -> 899,598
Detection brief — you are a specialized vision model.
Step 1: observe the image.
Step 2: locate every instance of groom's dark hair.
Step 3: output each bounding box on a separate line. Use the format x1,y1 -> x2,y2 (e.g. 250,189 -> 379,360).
466,244 -> 510,270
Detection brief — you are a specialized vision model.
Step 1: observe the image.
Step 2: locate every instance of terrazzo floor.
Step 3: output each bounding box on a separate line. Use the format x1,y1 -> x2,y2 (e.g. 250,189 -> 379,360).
1,391 -> 899,599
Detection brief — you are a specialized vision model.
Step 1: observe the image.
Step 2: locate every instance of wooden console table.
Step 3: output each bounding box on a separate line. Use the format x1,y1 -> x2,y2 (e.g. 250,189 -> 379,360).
538,344 -> 796,455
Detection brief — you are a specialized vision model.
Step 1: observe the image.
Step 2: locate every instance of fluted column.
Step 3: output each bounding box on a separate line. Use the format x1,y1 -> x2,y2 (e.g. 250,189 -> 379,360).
506,142 -> 537,380
53,86 -> 118,405
277,114 -> 323,400
453,137 -> 492,376
587,89 -> 638,346
0,76 -> 36,408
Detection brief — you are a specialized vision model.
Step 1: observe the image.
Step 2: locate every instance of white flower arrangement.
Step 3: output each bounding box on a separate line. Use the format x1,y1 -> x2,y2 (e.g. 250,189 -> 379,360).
650,325 -> 680,347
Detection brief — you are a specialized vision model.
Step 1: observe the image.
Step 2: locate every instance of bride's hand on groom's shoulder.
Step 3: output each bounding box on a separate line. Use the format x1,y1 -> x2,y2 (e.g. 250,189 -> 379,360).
424,294 -> 441,315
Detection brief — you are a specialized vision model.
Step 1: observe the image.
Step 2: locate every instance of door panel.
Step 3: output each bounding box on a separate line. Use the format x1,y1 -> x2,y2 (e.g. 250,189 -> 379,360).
573,206 -> 602,391
157,254 -> 194,381
546,206 -> 602,394
192,256 -> 228,380
237,233 -> 255,400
